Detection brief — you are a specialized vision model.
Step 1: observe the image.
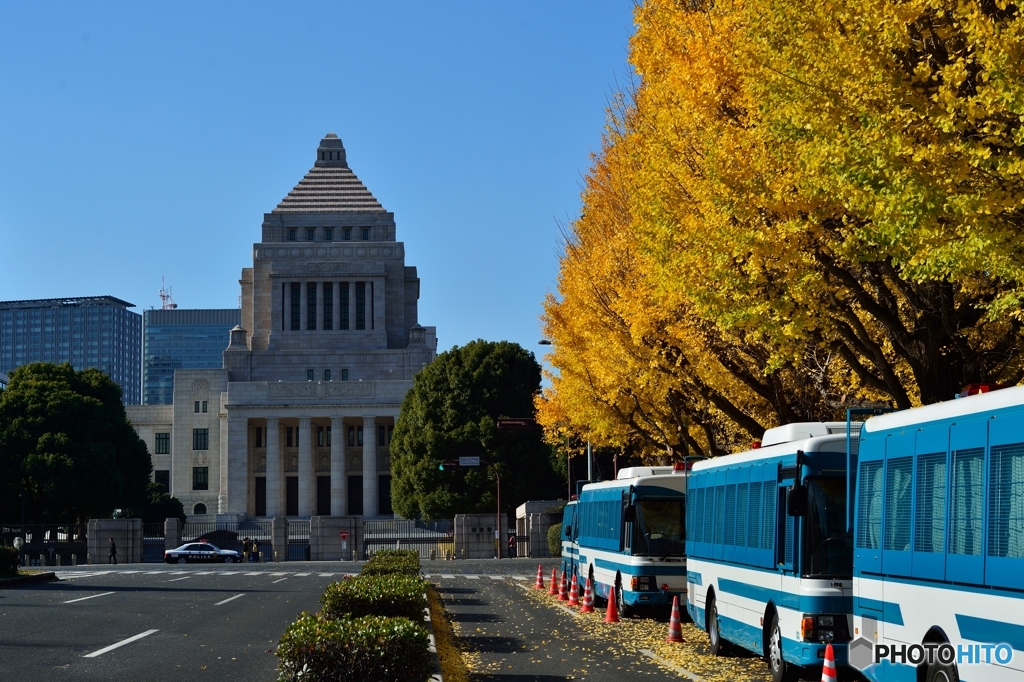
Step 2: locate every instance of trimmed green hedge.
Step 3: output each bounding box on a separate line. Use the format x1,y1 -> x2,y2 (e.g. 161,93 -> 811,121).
277,612 -> 431,682
548,523 -> 562,558
321,573 -> 427,622
0,546 -> 18,576
362,548 -> 420,576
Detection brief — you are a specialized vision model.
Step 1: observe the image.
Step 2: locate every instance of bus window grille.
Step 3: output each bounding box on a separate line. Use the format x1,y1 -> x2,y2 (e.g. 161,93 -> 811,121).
736,482 -> 749,547
749,481 -> 763,548
884,457 -> 913,552
762,484 -> 775,550
989,443 -> 1024,559
714,486 -> 725,545
784,514 -> 795,566
914,452 -> 947,553
950,448 -> 984,556
858,461 -> 883,550
724,484 -> 737,546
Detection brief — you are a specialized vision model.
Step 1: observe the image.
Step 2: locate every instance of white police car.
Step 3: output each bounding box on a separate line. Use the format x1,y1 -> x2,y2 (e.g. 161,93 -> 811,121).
163,541 -> 242,564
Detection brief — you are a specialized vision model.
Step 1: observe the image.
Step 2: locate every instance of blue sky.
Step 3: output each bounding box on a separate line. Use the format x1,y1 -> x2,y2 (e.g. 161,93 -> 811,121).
0,2 -> 635,359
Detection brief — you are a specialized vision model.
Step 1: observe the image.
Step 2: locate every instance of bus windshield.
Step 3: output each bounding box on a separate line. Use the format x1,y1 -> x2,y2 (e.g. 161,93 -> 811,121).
633,498 -> 685,557
803,477 -> 852,578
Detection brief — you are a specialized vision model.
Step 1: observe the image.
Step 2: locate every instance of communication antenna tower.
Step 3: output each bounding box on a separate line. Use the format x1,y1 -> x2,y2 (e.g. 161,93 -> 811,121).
159,277 -> 178,310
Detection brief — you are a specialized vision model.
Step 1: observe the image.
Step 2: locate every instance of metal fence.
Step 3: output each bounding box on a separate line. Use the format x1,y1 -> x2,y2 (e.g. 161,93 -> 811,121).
287,519 -> 310,561
143,523 -> 165,563
1,524 -> 88,566
181,519 -> 273,562
364,518 -> 454,559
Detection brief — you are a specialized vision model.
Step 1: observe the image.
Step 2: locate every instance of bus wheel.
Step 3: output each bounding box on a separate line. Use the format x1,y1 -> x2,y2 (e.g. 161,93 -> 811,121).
707,594 -> 724,655
925,659 -> 959,682
766,613 -> 794,682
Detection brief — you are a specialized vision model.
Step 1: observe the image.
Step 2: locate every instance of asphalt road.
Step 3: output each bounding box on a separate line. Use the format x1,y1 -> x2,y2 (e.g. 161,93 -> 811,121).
0,562 -> 362,681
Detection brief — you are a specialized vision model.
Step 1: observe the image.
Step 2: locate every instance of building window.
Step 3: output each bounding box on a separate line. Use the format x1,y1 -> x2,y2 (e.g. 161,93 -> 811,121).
155,432 -> 170,455
194,401 -> 200,413
355,282 -> 366,330
357,426 -> 363,446
193,428 -> 209,450
317,426 -> 324,447
288,229 -> 296,241
193,466 -> 209,490
307,228 -> 315,241
202,400 -> 208,413
341,368 -> 349,381
348,426 -> 355,447
194,503 -> 207,515
154,469 -> 170,493
307,369 -> 314,381
324,369 -> 331,381
307,282 -> 317,330
323,283 -> 333,330
255,427 -> 263,448
287,427 -> 294,447
290,283 -> 301,331
339,282 -> 349,330
361,227 -> 370,240
378,425 -> 386,446
343,227 -> 351,240
325,228 -> 333,241
326,426 -> 332,446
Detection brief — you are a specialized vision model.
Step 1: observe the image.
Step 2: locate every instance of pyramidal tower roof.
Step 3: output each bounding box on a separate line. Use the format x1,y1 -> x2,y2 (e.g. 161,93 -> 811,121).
273,133 -> 386,213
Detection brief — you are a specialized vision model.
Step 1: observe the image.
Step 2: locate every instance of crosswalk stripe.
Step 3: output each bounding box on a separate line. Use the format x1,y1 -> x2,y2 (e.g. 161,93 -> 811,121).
466,575 -> 480,579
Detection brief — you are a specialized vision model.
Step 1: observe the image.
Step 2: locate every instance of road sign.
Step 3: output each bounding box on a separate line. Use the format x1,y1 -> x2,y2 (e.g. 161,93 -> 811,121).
339,531 -> 350,541
459,456 -> 481,466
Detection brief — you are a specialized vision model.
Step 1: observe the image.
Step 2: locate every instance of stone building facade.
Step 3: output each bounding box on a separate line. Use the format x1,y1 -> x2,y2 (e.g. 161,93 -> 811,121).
126,133 -> 436,519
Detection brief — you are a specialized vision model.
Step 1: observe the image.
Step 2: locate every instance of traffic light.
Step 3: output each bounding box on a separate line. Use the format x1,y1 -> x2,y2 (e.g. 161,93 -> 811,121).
438,459 -> 457,471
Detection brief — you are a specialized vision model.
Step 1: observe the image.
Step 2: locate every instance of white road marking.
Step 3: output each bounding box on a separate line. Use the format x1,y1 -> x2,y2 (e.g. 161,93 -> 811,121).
144,571 -> 167,575
512,576 -> 528,581
293,573 -> 310,577
272,577 -> 288,584
119,570 -> 144,574
214,593 -> 246,606
318,573 -> 336,577
64,591 -> 115,604
243,572 -> 262,576
466,575 -> 480,580
168,571 -> 188,575
269,572 -> 288,576
165,576 -> 191,582
440,574 -> 456,579
490,575 -> 503,580
219,571 -> 240,575
194,571 -> 213,575
83,629 -> 159,658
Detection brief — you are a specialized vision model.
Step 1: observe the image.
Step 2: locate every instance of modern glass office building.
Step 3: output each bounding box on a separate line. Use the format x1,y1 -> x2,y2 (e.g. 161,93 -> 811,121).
0,296 -> 142,404
142,308 -> 241,405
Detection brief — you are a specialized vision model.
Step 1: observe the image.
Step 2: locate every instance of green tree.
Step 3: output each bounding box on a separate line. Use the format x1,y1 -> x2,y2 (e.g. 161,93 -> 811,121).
123,481 -> 186,524
0,362 -> 153,522
390,340 -> 563,520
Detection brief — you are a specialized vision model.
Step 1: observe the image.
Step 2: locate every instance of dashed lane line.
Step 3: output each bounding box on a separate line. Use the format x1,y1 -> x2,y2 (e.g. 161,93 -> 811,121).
83,629 -> 159,658
293,573 -> 311,577
214,593 -> 246,606
272,578 -> 288,584
164,576 -> 191,582
64,592 -> 115,604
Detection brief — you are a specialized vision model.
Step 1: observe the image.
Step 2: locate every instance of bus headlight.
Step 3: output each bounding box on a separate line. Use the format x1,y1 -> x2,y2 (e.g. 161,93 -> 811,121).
817,616 -> 834,627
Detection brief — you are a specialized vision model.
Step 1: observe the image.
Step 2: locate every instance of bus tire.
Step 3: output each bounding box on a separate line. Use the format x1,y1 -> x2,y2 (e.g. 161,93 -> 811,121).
766,612 -> 795,682
707,593 -> 725,656
924,659 -> 959,682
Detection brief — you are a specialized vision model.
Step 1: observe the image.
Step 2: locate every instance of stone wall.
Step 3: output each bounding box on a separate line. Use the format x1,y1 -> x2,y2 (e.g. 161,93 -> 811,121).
454,513 -> 510,560
87,519 -> 143,564
309,516 -> 362,561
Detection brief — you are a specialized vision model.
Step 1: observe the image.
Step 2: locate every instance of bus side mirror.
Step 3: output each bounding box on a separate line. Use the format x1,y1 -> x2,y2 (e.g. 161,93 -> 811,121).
787,483 -> 807,516
623,504 -> 636,523
564,525 -> 571,537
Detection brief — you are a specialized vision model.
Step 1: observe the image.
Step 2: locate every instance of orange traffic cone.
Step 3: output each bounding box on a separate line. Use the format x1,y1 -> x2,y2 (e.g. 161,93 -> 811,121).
604,586 -> 620,623
568,572 -> 580,606
820,642 -> 837,682
548,568 -> 558,595
534,564 -> 545,589
666,595 -> 684,643
580,576 -> 595,613
557,569 -> 568,601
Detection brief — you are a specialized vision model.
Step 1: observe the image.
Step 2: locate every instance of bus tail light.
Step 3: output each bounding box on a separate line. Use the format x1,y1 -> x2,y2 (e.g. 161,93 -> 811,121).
631,575 -> 655,591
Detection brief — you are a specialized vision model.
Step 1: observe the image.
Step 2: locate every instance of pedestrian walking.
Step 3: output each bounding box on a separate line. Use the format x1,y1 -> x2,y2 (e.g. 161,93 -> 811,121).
108,538 -> 117,565
251,538 -> 260,562
507,533 -> 516,559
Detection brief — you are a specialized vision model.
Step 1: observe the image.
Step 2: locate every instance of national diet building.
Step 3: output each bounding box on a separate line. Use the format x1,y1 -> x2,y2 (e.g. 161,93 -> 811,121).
127,133 -> 437,520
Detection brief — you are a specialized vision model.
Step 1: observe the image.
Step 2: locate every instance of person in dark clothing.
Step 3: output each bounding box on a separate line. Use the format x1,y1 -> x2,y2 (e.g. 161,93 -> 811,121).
242,537 -> 251,562
507,533 -> 516,559
108,538 -> 117,565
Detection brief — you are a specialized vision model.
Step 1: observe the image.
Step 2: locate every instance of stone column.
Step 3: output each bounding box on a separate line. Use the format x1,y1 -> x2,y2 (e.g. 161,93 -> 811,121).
265,417 -> 281,517
362,415 -> 378,517
299,280 -> 308,331
330,416 -> 345,516
316,281 -> 324,331
331,282 -> 341,333
298,417 -> 313,517
224,415 -> 248,514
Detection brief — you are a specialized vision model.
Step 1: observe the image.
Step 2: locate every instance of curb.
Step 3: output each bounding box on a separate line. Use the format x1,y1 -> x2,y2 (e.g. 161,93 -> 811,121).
0,571 -> 58,589
423,591 -> 443,682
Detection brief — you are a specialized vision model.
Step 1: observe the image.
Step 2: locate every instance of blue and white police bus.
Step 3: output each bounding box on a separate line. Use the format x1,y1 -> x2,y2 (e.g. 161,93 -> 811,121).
851,385 -> 1024,682
561,466 -> 687,615
685,422 -> 855,682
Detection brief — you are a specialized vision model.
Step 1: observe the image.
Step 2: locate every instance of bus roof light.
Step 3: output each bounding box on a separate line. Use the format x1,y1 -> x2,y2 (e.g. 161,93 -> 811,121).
959,382 -> 1007,397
